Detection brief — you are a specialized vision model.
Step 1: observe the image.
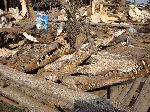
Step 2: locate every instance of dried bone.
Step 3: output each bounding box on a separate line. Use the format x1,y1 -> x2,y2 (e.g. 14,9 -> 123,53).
0,64 -> 118,111
0,86 -> 59,112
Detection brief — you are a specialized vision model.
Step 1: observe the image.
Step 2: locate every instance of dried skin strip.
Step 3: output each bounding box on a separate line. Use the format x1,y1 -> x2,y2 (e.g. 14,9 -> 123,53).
46,42 -> 97,79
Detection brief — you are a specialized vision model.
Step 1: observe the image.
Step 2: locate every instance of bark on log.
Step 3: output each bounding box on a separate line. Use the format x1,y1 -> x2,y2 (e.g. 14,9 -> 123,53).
0,86 -> 59,112
0,64 -> 118,111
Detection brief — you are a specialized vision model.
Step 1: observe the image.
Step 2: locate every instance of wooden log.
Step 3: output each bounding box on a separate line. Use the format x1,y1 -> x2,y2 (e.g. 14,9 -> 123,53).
28,2 -> 35,21
23,42 -> 59,71
0,86 -> 59,112
4,0 -> 7,11
62,66 -> 150,91
44,36 -> 114,80
90,22 -> 150,28
75,51 -> 140,76
0,96 -> 19,108
31,38 -> 71,71
0,64 -> 118,111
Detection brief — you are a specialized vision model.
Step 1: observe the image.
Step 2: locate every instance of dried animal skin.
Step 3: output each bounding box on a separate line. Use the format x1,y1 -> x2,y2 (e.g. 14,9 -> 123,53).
8,41 -> 59,71
44,54 -> 74,72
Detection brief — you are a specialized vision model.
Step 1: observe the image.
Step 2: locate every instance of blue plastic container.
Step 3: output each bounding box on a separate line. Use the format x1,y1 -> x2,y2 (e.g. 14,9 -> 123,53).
36,13 -> 49,30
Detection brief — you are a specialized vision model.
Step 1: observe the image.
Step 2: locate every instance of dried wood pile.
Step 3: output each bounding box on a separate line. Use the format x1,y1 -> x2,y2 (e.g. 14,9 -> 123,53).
0,0 -> 150,112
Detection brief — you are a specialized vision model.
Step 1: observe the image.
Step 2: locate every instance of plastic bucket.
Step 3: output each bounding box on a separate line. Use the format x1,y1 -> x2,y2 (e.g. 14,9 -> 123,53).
36,13 -> 49,30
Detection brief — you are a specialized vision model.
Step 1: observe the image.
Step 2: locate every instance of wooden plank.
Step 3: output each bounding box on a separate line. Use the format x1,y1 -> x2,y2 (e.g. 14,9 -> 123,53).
116,82 -> 133,104
121,78 -> 142,106
110,85 -> 125,102
133,75 -> 150,112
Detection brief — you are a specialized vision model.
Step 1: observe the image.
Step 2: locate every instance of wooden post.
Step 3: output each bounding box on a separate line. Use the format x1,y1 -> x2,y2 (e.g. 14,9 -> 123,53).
134,0 -> 137,5
4,0 -> 7,11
